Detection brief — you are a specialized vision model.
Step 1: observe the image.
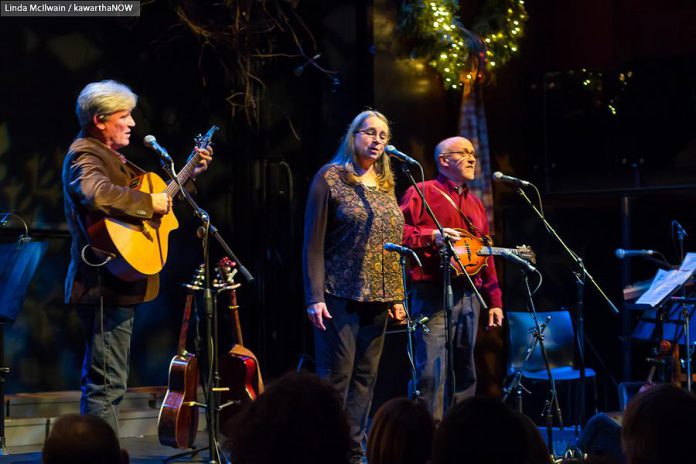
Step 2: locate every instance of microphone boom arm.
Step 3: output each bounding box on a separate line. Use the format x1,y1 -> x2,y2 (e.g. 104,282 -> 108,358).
514,187 -> 618,314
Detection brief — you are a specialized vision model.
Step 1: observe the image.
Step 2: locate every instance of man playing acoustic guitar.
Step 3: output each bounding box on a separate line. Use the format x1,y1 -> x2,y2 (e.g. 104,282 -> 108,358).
62,80 -> 212,433
399,136 -> 503,421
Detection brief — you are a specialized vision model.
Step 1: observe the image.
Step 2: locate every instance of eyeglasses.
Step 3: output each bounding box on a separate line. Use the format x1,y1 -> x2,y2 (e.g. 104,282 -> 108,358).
440,150 -> 477,160
354,128 -> 390,144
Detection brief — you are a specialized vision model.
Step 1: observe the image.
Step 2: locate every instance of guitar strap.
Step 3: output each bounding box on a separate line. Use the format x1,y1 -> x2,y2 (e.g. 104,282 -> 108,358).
432,186 -> 491,244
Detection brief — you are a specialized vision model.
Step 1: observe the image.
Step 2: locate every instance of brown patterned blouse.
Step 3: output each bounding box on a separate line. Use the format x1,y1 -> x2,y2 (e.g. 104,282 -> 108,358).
303,164 -> 405,305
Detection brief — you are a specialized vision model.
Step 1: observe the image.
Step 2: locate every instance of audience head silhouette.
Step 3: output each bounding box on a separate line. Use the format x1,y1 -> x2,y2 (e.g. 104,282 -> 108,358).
224,371 -> 352,464
431,396 -> 552,464
622,383 -> 696,464
367,397 -> 434,464
42,413 -> 128,464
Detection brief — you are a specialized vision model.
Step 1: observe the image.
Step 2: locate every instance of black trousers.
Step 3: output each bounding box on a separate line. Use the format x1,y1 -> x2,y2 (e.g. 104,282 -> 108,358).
314,293 -> 389,462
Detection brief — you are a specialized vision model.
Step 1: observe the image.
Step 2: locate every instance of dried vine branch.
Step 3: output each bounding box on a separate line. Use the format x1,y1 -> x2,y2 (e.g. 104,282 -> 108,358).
168,0 -> 328,129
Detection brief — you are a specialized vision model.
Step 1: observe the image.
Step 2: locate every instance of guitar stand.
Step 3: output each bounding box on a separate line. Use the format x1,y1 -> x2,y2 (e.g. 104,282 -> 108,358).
158,155 -> 253,464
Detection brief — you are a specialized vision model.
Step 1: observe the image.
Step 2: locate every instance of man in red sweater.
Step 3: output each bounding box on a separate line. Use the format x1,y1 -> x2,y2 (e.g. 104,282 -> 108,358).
400,136 -> 504,420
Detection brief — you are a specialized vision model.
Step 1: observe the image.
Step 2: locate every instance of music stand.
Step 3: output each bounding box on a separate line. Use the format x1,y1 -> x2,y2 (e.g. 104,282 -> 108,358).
632,301 -> 696,345
0,240 -> 47,453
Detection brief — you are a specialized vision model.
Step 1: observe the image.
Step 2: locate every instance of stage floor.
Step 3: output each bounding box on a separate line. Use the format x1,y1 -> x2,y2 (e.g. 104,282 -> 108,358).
0,432 -> 214,463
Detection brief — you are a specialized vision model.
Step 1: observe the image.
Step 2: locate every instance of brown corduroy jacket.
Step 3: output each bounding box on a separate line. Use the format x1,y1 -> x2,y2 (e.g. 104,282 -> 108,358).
62,135 -> 159,306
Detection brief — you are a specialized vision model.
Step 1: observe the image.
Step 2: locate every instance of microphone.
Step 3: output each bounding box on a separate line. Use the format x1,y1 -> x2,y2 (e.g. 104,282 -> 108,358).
615,249 -> 656,259
500,249 -> 537,273
414,315 -> 431,334
384,145 -> 420,166
384,243 -> 423,267
492,171 -> 531,188
143,135 -> 173,163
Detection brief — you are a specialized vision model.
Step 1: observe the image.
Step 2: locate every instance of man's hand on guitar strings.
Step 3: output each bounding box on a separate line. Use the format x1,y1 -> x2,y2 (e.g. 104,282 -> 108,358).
192,145 -> 214,178
152,193 -> 172,214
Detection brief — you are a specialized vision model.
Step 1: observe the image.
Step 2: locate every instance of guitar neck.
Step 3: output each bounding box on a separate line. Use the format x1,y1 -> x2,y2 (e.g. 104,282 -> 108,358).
230,290 -> 244,347
164,152 -> 201,198
178,294 -> 194,355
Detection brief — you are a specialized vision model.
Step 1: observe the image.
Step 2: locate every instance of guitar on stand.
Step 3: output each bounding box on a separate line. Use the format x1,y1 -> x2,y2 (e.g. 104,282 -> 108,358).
158,265 -> 205,449
215,257 -> 264,434
86,126 -> 219,281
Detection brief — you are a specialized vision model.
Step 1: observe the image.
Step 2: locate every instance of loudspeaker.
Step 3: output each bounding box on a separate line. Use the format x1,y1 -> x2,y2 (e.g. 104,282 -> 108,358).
578,412 -> 626,464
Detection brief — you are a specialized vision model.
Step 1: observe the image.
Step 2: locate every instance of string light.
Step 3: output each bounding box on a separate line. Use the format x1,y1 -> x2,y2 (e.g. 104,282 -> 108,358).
403,0 -> 528,90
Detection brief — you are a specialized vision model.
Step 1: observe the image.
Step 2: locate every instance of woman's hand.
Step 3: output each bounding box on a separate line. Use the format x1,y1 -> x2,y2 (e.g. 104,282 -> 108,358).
307,302 -> 332,331
388,303 -> 406,322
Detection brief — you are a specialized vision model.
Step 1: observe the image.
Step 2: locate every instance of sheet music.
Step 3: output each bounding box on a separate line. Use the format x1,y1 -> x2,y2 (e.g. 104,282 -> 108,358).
636,252 -> 696,307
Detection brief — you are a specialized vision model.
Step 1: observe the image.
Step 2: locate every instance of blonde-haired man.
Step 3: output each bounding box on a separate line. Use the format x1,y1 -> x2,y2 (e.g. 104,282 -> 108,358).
62,80 -> 212,432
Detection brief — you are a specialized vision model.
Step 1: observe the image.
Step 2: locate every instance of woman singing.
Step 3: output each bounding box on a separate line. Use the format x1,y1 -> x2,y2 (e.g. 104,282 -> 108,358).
303,110 -> 405,463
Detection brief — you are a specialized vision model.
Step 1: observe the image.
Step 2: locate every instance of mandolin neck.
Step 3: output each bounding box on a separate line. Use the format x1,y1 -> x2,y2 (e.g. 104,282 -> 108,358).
479,246 -> 519,257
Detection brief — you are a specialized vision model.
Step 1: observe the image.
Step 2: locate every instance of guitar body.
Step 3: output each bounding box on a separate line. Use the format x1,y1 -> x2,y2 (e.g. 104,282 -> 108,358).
218,346 -> 259,430
450,228 -> 490,276
87,172 -> 179,281
215,257 -> 263,436
158,352 -> 200,448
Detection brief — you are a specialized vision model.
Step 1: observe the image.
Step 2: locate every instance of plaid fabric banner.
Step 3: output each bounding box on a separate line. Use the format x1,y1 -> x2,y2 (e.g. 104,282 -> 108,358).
458,80 -> 495,232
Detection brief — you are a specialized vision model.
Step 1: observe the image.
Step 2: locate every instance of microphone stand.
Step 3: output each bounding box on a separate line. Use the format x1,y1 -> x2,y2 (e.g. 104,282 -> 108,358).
394,251 -> 422,401
158,157 -> 253,464
675,223 -> 692,392
514,187 -> 618,431
399,163 -> 487,414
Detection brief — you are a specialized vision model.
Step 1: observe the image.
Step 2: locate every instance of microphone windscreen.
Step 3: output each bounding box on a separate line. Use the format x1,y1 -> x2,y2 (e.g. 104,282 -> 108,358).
143,135 -> 156,146
492,171 -> 503,181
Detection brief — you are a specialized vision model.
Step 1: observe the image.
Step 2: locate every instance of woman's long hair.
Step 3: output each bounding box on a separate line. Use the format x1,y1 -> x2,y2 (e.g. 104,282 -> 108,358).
329,110 -> 395,193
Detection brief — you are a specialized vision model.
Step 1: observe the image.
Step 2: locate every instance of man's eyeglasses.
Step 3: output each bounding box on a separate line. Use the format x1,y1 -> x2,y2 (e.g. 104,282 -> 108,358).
440,150 -> 477,160
354,128 -> 389,144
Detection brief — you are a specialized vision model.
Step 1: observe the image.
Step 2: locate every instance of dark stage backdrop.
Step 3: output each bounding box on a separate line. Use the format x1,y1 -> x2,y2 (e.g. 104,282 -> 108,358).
1,0 -> 696,412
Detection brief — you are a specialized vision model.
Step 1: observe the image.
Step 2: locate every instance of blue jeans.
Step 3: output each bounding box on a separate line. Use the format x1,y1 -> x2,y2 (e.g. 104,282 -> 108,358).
314,294 -> 389,464
409,282 -> 481,421
77,304 -> 135,434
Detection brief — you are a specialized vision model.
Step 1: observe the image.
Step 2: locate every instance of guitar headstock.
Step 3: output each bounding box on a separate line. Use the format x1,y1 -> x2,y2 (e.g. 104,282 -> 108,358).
515,245 -> 537,264
184,264 -> 205,291
214,256 -> 240,292
194,125 -> 220,150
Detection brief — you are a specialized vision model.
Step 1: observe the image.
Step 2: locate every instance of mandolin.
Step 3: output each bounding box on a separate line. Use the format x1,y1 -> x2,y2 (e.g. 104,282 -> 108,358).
86,126 -> 219,281
215,257 -> 263,434
450,228 -> 536,276
157,265 -> 204,449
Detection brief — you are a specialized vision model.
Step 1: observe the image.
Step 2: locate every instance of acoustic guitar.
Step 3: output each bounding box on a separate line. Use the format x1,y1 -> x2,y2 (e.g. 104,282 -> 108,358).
86,125 -> 219,281
450,228 -> 536,276
157,265 -> 204,449
215,257 -> 263,433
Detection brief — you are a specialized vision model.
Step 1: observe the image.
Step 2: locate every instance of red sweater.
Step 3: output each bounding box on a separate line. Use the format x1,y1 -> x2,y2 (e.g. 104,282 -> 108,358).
399,174 -> 503,309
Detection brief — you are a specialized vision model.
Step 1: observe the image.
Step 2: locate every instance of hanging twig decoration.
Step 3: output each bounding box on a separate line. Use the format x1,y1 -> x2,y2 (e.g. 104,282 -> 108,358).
169,0 -> 330,129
